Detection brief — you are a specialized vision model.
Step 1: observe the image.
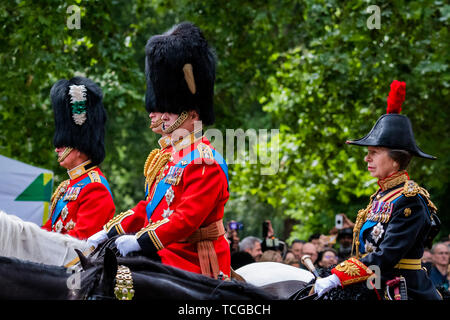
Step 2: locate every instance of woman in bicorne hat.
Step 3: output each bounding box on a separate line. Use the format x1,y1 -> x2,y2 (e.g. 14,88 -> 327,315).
314,80 -> 442,300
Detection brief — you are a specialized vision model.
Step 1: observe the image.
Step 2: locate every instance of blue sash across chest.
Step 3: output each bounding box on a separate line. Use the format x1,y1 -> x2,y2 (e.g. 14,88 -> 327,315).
51,175 -> 113,226
358,195 -> 404,253
145,148 -> 228,220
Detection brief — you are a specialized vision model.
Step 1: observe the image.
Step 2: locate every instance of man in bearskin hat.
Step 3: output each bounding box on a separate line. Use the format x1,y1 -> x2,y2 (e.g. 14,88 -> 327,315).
42,77 -> 115,240
313,80 -> 442,300
88,22 -> 231,279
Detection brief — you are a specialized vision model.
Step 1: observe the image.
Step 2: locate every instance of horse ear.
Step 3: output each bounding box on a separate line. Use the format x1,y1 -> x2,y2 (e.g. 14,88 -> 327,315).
103,248 -> 118,279
75,248 -> 91,270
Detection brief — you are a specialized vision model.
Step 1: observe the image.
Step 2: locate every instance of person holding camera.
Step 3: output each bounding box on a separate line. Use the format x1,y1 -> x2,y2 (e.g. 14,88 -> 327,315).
314,80 -> 441,299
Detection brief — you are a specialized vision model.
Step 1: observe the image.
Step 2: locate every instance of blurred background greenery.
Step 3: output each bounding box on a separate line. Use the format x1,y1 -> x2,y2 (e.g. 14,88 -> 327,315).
1,0 -> 448,242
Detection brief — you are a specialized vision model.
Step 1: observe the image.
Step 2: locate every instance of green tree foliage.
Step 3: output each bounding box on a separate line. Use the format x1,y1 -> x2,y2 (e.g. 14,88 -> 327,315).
232,0 -> 450,240
0,1 -> 448,241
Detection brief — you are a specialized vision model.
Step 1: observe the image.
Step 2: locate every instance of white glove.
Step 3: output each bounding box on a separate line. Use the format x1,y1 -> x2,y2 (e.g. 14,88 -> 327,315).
314,274 -> 341,297
87,229 -> 108,249
115,235 -> 141,256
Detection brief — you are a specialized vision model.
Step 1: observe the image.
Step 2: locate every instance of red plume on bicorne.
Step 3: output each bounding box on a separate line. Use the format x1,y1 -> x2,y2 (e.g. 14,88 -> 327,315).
386,80 -> 406,114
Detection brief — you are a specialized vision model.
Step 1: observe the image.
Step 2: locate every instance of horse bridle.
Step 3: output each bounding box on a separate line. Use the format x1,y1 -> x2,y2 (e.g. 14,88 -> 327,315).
84,237 -> 135,300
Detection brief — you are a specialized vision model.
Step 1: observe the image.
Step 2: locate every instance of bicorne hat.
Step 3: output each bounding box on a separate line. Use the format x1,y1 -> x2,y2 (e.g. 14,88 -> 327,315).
346,80 -> 436,160
51,76 -> 107,165
144,22 -> 216,126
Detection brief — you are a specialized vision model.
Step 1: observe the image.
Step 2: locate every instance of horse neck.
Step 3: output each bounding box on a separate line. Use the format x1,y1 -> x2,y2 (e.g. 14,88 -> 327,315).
0,256 -> 70,300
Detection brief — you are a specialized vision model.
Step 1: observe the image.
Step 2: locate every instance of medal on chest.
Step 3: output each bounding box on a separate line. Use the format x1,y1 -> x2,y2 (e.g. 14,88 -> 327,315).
366,200 -> 393,223
63,186 -> 82,201
165,166 -> 184,185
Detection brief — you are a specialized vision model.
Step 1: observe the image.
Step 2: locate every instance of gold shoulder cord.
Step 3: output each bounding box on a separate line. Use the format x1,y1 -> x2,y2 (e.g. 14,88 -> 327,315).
419,186 -> 438,214
143,149 -> 160,176
143,149 -> 171,196
351,191 -> 377,259
49,180 -> 70,215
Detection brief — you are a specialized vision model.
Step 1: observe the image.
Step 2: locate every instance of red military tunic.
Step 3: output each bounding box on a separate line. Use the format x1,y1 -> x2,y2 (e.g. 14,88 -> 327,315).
104,132 -> 231,278
42,161 -> 115,240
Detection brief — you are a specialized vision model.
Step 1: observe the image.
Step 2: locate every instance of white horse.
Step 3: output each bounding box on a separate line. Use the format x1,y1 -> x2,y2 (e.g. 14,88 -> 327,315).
235,261 -> 315,299
235,261 -> 314,286
0,210 -> 90,266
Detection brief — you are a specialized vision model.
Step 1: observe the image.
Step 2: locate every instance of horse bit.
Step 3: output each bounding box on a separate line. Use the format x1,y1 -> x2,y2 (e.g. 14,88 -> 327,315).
114,265 -> 135,300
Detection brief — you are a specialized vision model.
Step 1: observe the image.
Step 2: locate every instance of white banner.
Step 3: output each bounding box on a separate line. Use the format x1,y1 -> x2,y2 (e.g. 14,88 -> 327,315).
0,155 -> 53,225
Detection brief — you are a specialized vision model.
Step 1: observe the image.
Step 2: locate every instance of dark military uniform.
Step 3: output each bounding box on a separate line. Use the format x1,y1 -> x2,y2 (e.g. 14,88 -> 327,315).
350,171 -> 441,299
330,80 -> 441,300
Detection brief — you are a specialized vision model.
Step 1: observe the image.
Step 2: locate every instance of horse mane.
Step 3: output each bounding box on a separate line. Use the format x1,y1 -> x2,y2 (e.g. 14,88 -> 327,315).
0,255 -> 67,275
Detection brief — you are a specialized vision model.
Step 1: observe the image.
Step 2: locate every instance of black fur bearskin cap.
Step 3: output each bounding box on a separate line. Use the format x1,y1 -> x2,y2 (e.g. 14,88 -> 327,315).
51,76 -> 107,166
144,22 -> 216,126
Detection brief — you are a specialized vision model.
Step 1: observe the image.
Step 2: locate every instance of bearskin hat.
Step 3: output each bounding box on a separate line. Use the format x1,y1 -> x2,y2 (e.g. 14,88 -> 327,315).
144,22 -> 216,125
51,76 -> 107,165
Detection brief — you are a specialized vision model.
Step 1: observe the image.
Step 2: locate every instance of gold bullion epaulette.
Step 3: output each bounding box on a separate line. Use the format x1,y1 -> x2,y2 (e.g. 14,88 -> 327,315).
402,180 -> 438,214
402,180 -> 420,197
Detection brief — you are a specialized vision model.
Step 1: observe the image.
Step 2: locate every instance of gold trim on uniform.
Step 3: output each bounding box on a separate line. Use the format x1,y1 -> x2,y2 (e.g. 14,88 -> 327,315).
335,260 -> 361,277
378,170 -> 408,191
67,160 -> 97,180
336,258 -> 373,286
158,136 -> 171,149
402,180 -> 438,215
143,149 -> 172,196
352,191 -> 377,258
402,180 -> 420,197
136,218 -> 169,251
88,170 -> 101,183
50,180 -> 70,215
394,258 -> 422,270
104,210 -> 135,233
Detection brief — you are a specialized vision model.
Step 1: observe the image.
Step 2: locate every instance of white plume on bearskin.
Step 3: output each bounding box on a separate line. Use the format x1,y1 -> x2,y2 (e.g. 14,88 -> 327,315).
69,85 -> 87,125
68,85 -> 87,103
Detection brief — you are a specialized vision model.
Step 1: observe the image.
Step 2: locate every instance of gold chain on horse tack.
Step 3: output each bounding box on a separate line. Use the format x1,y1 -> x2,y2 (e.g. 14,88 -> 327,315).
114,265 -> 135,300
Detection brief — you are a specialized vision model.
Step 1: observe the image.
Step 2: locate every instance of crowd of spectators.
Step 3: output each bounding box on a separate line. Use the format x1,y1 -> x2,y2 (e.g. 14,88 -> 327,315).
226,215 -> 450,293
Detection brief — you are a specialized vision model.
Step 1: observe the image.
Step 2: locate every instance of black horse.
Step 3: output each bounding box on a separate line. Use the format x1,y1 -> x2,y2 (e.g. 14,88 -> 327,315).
74,246 -> 276,300
0,255 -> 74,300
0,250 -> 275,300
0,236 -> 390,301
